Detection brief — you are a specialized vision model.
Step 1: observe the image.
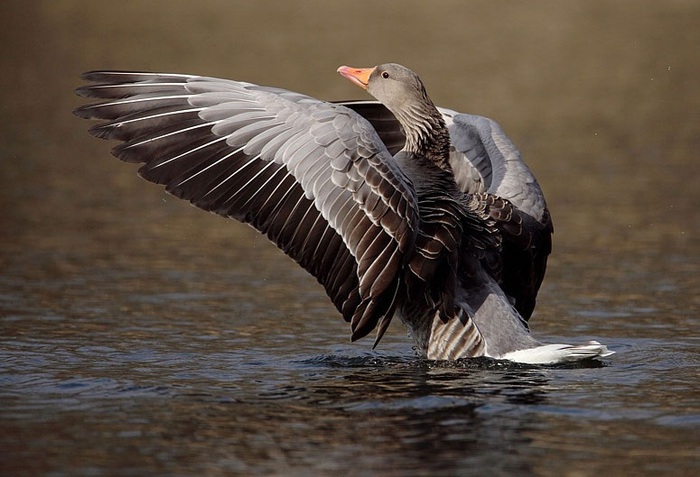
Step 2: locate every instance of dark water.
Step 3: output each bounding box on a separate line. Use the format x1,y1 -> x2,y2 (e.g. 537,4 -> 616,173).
1,1 -> 699,475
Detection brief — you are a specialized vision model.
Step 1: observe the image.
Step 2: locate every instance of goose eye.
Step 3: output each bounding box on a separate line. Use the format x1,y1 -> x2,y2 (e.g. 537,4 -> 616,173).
381,71 -> 390,79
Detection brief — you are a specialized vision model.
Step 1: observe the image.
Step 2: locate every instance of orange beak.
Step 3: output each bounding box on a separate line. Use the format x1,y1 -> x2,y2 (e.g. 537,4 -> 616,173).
337,65 -> 376,90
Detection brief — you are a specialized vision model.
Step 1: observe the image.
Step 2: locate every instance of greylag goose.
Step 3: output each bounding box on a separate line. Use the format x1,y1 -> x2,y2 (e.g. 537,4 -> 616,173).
74,63 -> 613,364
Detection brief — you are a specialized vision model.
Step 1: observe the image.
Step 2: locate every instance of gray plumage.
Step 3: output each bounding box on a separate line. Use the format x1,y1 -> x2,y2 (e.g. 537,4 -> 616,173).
341,100 -> 553,323
74,64 -> 612,363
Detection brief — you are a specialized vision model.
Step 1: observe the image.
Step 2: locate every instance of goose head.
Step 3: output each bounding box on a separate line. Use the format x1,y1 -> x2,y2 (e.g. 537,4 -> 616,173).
337,63 -> 449,162
337,63 -> 432,116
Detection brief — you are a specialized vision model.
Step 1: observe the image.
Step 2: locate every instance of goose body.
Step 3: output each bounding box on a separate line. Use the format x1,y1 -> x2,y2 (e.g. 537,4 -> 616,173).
74,63 -> 612,364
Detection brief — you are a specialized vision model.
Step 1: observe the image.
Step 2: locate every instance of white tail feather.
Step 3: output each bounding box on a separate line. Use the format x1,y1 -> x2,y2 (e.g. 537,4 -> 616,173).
497,341 -> 614,365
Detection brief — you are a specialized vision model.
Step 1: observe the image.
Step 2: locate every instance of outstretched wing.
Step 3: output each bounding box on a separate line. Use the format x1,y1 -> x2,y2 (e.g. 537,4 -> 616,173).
340,101 -> 553,321
74,72 -> 421,342
444,111 -> 553,321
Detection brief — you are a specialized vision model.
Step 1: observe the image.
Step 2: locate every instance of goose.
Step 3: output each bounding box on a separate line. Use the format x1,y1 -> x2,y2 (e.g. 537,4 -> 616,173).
74,63 -> 613,364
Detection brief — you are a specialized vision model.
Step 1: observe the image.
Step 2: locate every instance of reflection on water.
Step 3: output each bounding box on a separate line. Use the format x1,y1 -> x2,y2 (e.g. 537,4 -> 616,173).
2,297 -> 697,475
1,0 -> 699,475
0,333 -> 564,475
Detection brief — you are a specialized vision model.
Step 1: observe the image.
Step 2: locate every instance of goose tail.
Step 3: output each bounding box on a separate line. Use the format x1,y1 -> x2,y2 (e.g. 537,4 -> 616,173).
498,341 -> 614,365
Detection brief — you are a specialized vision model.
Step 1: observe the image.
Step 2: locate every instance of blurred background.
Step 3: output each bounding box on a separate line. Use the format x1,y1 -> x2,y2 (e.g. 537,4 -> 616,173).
2,0 -> 698,278
1,1 -> 698,475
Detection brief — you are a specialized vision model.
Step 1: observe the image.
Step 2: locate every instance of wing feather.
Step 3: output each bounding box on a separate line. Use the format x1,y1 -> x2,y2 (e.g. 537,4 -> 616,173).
75,72 -> 421,341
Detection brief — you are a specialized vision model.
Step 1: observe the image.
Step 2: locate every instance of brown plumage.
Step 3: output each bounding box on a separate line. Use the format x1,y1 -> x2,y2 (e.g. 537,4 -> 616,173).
74,63 -> 613,364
